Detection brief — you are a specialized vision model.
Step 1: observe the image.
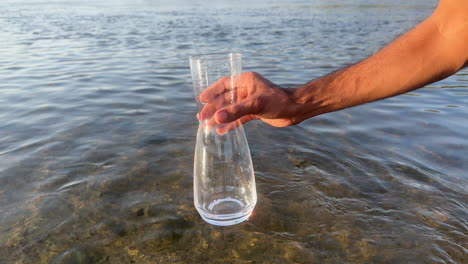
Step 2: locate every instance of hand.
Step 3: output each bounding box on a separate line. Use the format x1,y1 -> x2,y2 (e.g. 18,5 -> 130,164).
198,72 -> 304,134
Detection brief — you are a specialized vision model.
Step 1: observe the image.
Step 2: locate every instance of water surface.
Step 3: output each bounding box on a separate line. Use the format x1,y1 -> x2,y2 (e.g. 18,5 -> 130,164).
1,0 -> 467,263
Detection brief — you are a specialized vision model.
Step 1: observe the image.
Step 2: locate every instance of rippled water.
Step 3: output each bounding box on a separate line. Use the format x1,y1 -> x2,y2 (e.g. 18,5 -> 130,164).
1,0 -> 467,263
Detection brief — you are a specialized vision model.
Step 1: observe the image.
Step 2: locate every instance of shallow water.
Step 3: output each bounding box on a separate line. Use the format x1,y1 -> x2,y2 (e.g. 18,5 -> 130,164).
1,0 -> 467,263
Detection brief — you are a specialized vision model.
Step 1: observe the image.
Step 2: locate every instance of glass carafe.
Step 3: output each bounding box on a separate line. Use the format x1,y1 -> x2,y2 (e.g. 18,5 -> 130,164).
189,53 -> 257,226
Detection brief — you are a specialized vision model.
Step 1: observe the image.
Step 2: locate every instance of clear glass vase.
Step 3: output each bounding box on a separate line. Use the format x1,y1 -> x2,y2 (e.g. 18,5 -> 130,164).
189,53 -> 257,226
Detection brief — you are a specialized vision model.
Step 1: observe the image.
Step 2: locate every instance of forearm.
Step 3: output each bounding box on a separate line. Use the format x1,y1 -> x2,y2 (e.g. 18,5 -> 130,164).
293,3 -> 468,120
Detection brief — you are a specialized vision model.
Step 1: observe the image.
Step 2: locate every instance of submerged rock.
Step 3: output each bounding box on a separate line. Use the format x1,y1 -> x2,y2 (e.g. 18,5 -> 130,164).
51,246 -> 106,264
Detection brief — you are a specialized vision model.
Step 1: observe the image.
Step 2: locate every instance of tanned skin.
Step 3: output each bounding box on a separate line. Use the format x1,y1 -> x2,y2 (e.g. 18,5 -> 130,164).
199,0 -> 468,135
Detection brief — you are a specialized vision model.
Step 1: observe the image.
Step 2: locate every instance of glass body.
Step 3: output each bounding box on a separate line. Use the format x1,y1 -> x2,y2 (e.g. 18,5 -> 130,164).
189,53 -> 257,226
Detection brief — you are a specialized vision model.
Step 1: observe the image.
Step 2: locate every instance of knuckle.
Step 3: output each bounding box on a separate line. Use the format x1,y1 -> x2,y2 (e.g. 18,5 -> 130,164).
221,76 -> 230,87
243,71 -> 258,79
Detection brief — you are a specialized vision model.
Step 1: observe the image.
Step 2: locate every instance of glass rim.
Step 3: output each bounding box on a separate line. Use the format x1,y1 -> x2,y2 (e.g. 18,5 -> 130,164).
189,52 -> 241,61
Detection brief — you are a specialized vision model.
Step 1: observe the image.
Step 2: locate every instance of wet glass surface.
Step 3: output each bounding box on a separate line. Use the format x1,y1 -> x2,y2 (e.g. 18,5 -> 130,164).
0,0 -> 467,263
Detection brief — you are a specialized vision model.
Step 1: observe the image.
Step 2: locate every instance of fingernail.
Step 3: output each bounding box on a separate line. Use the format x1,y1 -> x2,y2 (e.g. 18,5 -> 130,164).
216,110 -> 228,124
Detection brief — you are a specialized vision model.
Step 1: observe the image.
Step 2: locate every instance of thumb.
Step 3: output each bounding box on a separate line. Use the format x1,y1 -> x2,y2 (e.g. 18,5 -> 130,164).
214,99 -> 260,124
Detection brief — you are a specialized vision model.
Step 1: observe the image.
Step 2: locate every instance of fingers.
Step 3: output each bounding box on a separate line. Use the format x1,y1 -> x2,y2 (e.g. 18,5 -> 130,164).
203,115 -> 218,131
215,98 -> 261,124
198,90 -> 234,120
199,76 -> 230,103
200,98 -> 259,134
216,115 -> 256,135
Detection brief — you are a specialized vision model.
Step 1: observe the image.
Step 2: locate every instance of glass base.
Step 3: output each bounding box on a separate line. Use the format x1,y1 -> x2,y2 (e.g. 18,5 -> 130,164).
200,212 -> 251,226
196,197 -> 254,226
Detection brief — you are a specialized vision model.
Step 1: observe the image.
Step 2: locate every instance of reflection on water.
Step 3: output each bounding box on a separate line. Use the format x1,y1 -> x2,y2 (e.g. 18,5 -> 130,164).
0,0 -> 467,263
